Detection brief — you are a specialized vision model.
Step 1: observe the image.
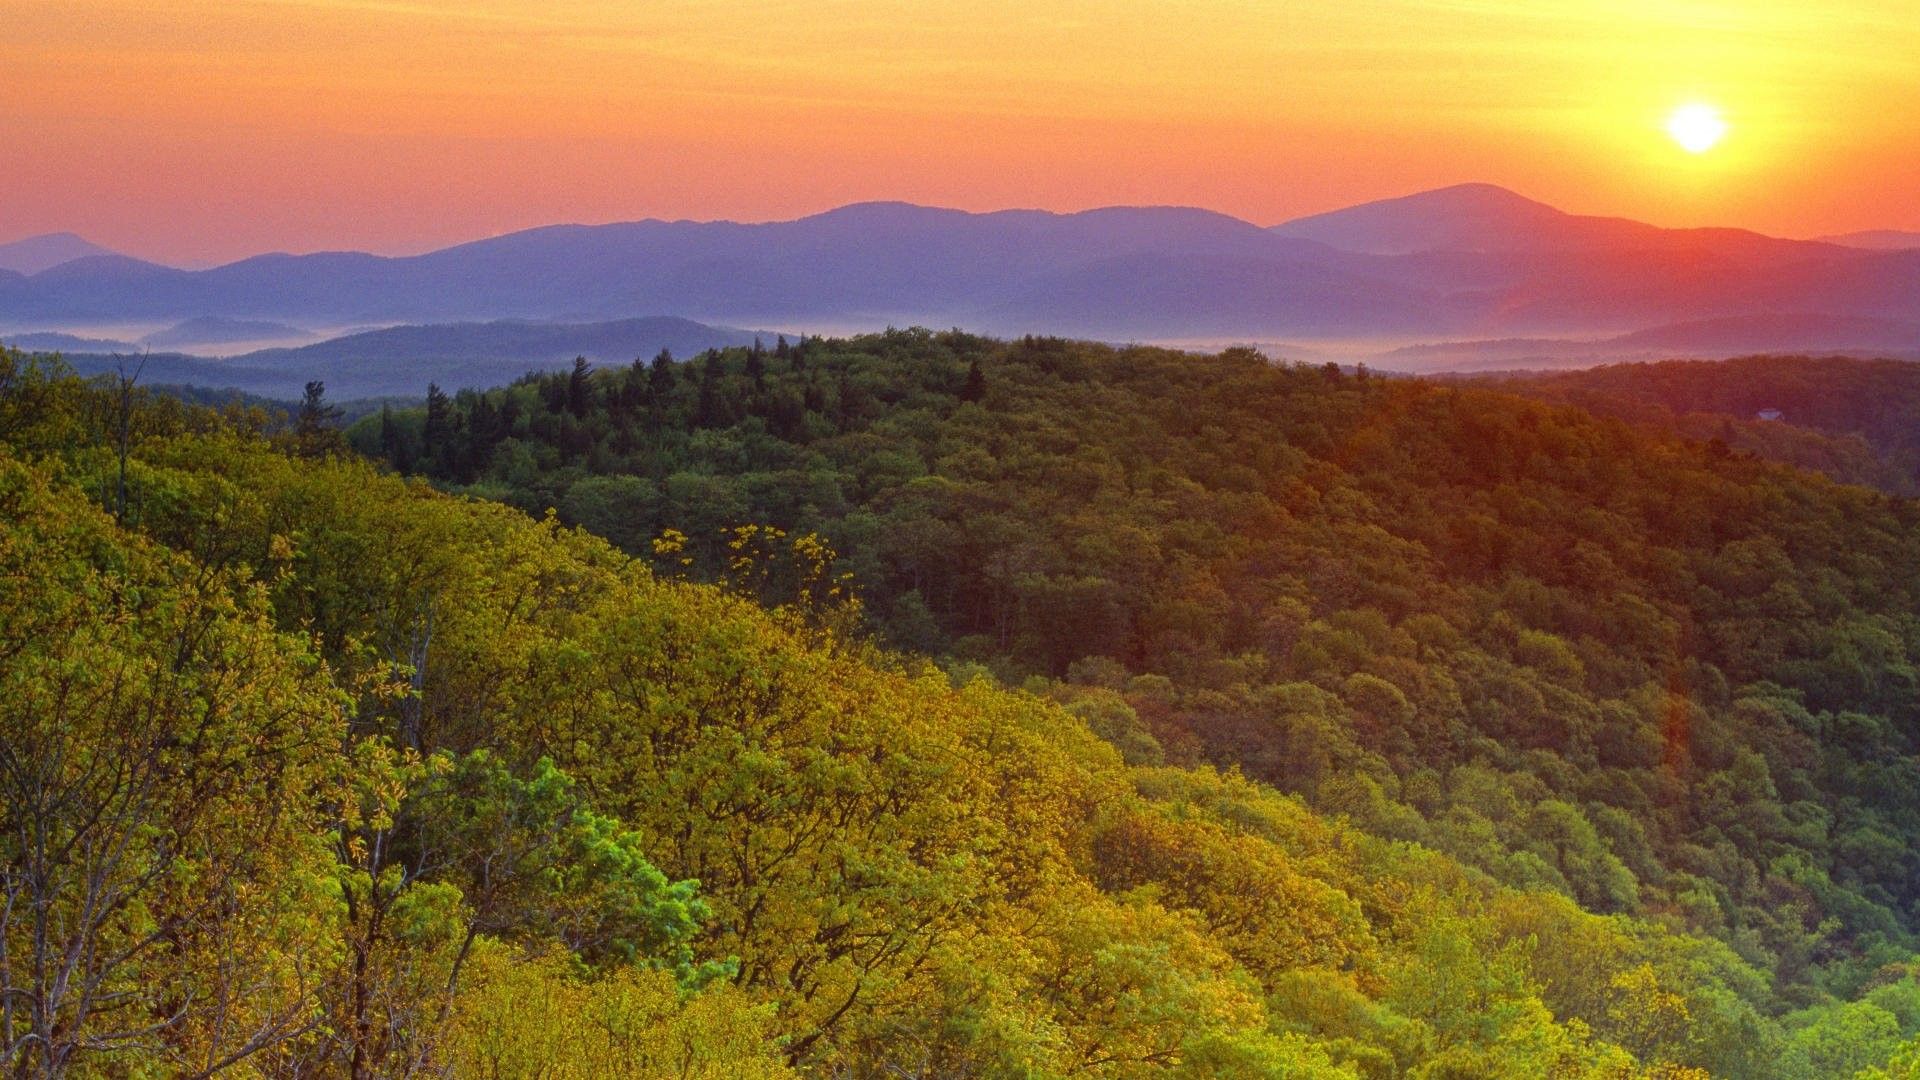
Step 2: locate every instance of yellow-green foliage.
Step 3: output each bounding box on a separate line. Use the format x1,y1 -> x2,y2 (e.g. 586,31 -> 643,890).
0,451 -> 348,1076
0,355 -> 1881,1077
442,947 -> 792,1079
365,332 -> 1920,1002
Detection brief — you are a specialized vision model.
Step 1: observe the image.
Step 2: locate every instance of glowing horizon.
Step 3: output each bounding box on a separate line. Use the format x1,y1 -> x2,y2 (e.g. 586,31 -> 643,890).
4,0 -> 1916,265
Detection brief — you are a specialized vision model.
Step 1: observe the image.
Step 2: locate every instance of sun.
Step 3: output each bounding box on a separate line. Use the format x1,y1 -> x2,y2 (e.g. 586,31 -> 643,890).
1666,103 -> 1728,154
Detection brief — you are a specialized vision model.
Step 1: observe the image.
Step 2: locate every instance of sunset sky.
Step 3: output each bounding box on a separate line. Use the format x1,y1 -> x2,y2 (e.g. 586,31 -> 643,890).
5,0 -> 1917,266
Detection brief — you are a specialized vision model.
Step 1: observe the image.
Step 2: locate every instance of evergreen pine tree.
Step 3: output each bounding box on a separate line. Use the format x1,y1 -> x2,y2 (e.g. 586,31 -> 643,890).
378,403 -> 412,473
960,360 -> 987,403
423,383 -> 452,471
295,381 -> 343,457
566,356 -> 593,418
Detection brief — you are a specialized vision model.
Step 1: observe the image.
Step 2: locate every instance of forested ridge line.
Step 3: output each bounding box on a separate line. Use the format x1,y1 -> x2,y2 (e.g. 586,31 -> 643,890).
1501,355 -> 1920,494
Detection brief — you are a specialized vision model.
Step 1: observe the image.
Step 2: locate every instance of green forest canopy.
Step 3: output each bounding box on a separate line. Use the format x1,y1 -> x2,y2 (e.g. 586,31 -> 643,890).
5,343 -> 1920,1077
355,334 -> 1920,983
1501,355 -> 1920,494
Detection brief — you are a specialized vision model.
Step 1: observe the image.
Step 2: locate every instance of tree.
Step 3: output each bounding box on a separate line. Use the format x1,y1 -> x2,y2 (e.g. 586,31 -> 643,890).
566,356 -> 593,418
0,457 -> 345,1077
322,746 -> 721,1076
296,379 -> 344,457
111,352 -> 147,521
463,392 -> 506,479
960,358 -> 986,403
378,403 -> 412,473
422,383 -> 451,467
649,349 -> 676,398
619,357 -> 650,414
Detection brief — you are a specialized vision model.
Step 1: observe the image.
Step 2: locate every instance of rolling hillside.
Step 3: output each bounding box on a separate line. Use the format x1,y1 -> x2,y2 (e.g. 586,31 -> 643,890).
4,347 -> 1827,1077
352,330 -> 1920,1053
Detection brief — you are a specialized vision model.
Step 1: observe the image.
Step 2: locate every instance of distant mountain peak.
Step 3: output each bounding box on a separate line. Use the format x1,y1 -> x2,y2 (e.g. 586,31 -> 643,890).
802,201 -> 984,226
1268,183 -> 1584,255
1387,181 -> 1560,209
0,232 -> 121,275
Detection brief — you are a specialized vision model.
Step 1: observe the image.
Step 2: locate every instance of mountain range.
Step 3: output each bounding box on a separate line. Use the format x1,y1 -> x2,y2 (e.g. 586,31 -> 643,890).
5,183 -> 1916,368
1378,312 -> 1920,371
1816,229 -> 1920,251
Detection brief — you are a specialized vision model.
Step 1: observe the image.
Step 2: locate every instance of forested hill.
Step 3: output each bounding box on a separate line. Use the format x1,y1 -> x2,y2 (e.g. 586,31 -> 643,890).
5,349 -> 1862,1079
13,344 -> 1920,1077
355,333 -> 1920,1025
1506,355 -> 1920,493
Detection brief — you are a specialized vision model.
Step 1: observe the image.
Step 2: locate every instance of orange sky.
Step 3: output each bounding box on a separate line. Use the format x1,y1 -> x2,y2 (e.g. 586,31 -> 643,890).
4,0 -> 1916,265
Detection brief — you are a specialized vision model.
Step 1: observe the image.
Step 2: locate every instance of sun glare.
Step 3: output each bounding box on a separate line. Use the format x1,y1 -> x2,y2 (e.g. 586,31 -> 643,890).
1666,103 -> 1728,154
